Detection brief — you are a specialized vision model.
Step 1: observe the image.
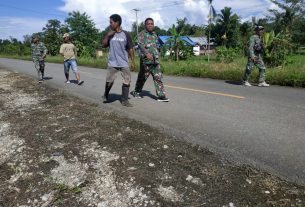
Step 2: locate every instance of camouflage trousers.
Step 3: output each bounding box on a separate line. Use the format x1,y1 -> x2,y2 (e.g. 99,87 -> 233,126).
243,57 -> 266,83
134,62 -> 166,98
33,59 -> 45,80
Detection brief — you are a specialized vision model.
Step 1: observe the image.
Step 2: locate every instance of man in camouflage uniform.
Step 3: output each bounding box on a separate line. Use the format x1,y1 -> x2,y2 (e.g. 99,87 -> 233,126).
242,25 -> 269,87
31,35 -> 47,83
131,18 -> 169,102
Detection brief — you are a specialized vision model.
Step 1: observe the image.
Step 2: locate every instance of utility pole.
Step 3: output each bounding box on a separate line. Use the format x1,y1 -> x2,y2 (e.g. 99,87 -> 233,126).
133,8 -> 140,36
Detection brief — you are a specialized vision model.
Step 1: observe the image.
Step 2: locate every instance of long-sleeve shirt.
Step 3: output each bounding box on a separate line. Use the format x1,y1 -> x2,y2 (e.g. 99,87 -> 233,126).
31,42 -> 47,61
137,30 -> 160,65
248,34 -> 263,58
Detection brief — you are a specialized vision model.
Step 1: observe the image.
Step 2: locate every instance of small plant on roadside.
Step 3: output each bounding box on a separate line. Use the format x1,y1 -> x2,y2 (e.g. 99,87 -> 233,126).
215,46 -> 239,63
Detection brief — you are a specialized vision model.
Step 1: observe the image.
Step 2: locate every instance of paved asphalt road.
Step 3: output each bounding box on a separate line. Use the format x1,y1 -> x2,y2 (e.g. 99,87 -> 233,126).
1,58 -> 305,185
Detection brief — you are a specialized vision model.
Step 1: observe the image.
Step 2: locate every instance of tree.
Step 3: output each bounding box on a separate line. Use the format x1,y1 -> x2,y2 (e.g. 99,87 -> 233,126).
216,7 -> 240,47
65,11 -> 100,57
166,25 -> 194,61
268,0 -> 305,46
42,19 -> 64,56
207,0 -> 217,62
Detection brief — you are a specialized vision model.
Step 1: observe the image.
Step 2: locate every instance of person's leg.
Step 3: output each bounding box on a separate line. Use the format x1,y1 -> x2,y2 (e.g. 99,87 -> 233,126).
63,61 -> 70,83
34,60 -> 41,82
151,64 -> 168,101
70,60 -> 83,85
39,60 -> 45,80
256,58 -> 269,87
102,66 -> 118,103
242,58 -> 254,86
134,61 -> 150,94
121,67 -> 132,107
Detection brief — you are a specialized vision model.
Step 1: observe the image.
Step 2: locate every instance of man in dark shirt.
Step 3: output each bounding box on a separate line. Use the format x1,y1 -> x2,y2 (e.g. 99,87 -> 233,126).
101,14 -> 135,107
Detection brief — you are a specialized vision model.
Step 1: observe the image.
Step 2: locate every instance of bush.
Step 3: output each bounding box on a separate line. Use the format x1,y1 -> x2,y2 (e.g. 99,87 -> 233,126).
215,46 -> 239,63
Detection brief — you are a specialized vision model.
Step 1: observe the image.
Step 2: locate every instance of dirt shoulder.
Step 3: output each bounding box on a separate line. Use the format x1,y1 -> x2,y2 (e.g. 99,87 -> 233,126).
0,69 -> 304,207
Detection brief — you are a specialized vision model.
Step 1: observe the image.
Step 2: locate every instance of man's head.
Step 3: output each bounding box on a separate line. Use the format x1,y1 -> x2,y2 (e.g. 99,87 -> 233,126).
32,35 -> 40,44
255,25 -> 264,36
144,18 -> 154,33
109,14 -> 122,31
63,33 -> 70,43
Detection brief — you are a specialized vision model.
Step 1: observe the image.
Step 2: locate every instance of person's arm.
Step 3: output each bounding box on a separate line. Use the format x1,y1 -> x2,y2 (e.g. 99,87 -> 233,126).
125,31 -> 135,71
59,45 -> 64,56
138,32 -> 154,62
73,45 -> 77,57
128,48 -> 135,71
42,43 -> 47,59
31,44 -> 34,60
249,36 -> 256,61
102,31 -> 115,48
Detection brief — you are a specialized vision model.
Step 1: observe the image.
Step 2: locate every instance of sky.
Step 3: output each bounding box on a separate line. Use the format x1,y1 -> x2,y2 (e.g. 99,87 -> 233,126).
0,0 -> 279,41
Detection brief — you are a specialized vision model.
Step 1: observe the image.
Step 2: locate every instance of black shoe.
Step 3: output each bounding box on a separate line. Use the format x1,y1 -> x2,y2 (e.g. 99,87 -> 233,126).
102,95 -> 108,103
78,80 -> 84,85
121,100 -> 133,107
131,91 -> 142,98
157,96 -> 169,102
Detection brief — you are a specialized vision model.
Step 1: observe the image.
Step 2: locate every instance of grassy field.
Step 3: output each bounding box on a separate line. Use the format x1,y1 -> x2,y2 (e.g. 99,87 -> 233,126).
1,53 -> 305,87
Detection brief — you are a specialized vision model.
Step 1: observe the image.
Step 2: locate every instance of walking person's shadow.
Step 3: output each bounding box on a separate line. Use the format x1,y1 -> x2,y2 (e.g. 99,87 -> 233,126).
225,80 -> 243,85
43,77 -> 53,80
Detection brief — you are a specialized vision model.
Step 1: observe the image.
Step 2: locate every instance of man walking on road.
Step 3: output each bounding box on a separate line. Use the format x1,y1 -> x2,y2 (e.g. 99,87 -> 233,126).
31,35 -> 47,83
59,33 -> 84,85
101,14 -> 135,107
242,25 -> 270,87
131,18 -> 169,102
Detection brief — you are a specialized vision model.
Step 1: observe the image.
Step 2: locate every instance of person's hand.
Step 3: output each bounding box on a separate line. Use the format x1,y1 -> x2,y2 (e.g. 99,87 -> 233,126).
130,61 -> 136,72
42,55 -> 46,59
107,31 -> 116,37
146,52 -> 154,61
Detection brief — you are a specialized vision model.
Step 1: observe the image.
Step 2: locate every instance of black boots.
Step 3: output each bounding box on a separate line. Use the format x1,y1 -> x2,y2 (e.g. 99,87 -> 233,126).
121,84 -> 132,107
102,82 -> 113,103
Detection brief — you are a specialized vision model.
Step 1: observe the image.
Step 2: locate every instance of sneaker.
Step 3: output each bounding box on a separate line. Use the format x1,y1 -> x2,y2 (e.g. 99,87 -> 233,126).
131,91 -> 142,98
243,81 -> 252,87
258,82 -> 270,87
157,96 -> 170,102
38,79 -> 43,83
65,80 -> 70,84
121,100 -> 133,107
78,80 -> 84,85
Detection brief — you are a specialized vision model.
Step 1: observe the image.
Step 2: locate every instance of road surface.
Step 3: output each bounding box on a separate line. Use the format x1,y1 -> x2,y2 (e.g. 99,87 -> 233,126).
1,58 -> 305,185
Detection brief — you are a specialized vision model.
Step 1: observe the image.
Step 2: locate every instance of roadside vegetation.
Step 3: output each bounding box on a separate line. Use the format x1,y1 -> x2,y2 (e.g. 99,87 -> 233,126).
0,0 -> 304,87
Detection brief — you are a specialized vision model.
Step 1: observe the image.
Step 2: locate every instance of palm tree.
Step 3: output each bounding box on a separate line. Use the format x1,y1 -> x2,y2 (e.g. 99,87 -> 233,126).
207,0 -> 216,62
216,7 -> 238,47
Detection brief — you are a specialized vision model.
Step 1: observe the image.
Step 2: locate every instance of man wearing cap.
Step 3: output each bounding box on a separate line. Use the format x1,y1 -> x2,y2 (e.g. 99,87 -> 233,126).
31,35 -> 47,83
242,25 -> 270,87
59,33 -> 84,85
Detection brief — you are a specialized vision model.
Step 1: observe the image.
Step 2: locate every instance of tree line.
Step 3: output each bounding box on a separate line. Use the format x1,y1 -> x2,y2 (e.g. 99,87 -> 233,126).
0,0 -> 304,64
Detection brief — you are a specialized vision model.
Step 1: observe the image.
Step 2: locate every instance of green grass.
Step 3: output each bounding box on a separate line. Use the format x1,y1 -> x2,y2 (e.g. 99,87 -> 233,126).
1,53 -> 305,87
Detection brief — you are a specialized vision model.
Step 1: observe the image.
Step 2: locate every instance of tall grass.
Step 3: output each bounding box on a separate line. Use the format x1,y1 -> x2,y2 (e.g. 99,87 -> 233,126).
1,53 -> 304,87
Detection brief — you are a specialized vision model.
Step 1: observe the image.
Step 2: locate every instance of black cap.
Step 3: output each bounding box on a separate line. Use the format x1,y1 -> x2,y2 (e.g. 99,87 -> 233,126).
255,25 -> 264,31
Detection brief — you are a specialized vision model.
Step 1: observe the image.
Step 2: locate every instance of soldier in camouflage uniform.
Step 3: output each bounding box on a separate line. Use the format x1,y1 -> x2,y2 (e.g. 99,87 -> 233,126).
131,18 -> 169,102
242,25 -> 270,87
31,35 -> 47,83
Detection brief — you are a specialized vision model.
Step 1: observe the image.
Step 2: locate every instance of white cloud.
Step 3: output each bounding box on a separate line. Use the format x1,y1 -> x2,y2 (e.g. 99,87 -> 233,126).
58,0 -> 274,31
1,0 -> 276,40
0,17 -> 47,40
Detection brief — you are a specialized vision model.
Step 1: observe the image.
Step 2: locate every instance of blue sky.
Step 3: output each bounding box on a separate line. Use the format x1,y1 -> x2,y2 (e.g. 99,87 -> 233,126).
0,0 -> 278,41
